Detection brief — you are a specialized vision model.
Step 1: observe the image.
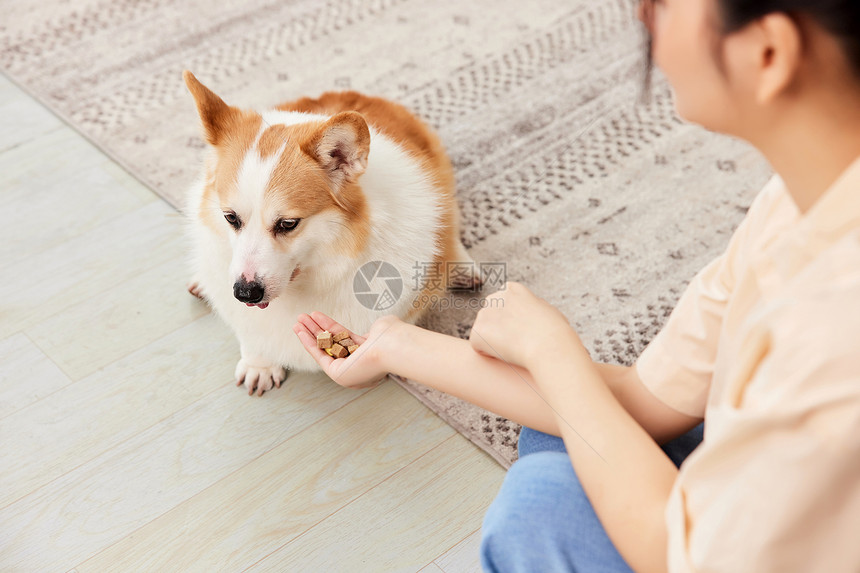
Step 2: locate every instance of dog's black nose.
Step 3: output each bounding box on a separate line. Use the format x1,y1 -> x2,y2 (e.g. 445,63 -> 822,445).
233,278 -> 265,303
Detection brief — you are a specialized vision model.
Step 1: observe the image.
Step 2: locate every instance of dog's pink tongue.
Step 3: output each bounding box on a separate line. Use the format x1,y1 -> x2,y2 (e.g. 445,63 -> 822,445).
245,302 -> 269,309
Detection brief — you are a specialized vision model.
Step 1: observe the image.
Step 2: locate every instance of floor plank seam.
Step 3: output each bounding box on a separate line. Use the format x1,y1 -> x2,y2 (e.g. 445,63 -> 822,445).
73,386 -> 378,570
238,433 -> 459,572
23,279 -> 212,383
0,374 -> 233,512
1,300 -> 211,422
432,525 -> 482,566
0,123 -> 65,155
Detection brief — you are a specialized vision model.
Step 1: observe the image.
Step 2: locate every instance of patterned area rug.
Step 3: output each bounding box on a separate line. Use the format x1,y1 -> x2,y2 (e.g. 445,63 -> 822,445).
1,0 -> 772,467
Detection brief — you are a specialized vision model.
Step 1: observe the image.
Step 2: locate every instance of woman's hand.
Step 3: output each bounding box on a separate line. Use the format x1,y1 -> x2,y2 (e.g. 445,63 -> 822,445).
293,312 -> 402,389
469,281 -> 588,371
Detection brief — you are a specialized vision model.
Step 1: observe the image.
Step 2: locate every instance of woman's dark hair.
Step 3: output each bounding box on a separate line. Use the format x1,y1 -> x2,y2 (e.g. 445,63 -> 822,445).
641,0 -> 860,97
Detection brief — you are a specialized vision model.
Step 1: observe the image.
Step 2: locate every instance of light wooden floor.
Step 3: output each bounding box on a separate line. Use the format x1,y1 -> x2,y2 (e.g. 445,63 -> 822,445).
0,73 -> 506,573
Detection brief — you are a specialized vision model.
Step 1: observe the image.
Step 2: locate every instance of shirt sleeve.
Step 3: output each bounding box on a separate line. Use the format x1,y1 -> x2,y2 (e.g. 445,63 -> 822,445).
634,177 -> 780,418
677,286 -> 860,572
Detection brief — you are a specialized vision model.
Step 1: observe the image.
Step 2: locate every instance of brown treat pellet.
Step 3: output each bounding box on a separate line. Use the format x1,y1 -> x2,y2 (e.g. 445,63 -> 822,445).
317,330 -> 333,349
330,343 -> 349,358
318,327 -> 361,358
332,331 -> 351,343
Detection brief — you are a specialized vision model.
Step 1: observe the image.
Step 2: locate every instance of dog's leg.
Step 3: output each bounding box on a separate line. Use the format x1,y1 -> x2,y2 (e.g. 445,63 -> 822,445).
446,241 -> 485,291
234,346 -> 287,396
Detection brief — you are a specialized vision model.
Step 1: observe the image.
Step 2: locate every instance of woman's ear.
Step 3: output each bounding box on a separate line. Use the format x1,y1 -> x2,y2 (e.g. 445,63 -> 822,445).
754,13 -> 803,104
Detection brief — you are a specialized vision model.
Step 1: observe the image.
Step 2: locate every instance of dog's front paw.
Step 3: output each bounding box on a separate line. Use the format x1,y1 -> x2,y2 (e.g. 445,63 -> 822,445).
234,359 -> 287,396
187,278 -> 206,300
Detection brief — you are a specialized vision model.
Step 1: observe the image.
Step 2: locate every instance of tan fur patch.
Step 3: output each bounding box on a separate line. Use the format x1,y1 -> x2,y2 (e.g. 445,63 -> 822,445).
257,124 -> 290,159
197,112 -> 262,232
261,121 -> 372,257
185,71 -> 264,229
212,114 -> 263,201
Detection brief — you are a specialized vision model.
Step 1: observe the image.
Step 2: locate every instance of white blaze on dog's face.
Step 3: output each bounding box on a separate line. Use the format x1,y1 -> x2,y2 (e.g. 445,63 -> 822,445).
184,71 -> 371,308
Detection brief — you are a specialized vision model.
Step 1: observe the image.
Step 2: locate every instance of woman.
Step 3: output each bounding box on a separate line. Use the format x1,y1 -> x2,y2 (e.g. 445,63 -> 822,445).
293,0 -> 860,570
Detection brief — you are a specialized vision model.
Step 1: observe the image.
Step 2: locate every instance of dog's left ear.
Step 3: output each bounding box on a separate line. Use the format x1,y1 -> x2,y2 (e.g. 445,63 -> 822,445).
303,112 -> 371,189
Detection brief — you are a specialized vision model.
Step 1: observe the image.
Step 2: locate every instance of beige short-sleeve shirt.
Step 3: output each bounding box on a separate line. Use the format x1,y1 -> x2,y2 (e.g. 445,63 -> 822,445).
636,156 -> 860,572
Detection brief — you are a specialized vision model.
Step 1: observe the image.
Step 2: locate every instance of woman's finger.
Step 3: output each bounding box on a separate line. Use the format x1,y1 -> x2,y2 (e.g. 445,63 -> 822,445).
296,313 -> 324,333
292,322 -> 335,368
308,311 -> 367,344
297,313 -> 365,345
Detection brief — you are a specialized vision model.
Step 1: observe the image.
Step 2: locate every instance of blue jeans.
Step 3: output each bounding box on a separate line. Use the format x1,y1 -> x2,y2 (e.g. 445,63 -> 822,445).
480,423 -> 704,572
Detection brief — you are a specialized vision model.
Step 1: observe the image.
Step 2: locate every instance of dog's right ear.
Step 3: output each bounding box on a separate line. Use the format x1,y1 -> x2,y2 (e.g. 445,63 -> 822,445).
302,111 -> 371,191
183,70 -> 240,146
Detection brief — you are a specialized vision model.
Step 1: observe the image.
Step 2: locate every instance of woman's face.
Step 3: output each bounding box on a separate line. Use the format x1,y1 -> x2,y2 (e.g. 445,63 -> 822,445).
640,0 -> 749,135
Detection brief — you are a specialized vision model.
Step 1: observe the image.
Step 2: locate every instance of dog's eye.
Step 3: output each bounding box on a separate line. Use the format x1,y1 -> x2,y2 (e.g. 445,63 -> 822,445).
224,211 -> 241,229
275,218 -> 301,234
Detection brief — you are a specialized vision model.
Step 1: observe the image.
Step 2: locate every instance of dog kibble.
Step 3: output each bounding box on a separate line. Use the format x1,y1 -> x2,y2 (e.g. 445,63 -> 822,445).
317,330 -> 360,358
332,331 -> 351,344
317,331 -> 333,349
330,343 -> 349,358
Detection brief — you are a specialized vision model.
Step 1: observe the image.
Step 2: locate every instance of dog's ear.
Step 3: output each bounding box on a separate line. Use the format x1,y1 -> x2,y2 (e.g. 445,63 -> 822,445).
183,70 -> 242,146
303,112 -> 371,189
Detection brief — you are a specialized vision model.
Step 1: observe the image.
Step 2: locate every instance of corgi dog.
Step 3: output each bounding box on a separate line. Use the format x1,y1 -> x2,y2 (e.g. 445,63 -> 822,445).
183,71 -> 480,395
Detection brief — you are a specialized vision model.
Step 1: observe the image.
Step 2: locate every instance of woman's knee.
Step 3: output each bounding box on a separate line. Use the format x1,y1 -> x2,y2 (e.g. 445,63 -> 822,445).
517,426 -> 568,457
481,452 -> 589,571
481,452 -> 634,572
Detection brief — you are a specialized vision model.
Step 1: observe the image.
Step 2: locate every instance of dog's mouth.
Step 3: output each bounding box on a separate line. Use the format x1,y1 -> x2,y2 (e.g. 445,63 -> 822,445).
245,302 -> 269,309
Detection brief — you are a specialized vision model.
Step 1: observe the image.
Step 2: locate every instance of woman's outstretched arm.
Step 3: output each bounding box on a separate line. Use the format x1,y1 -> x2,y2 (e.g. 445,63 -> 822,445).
294,313 -> 701,443
383,321 -> 701,445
